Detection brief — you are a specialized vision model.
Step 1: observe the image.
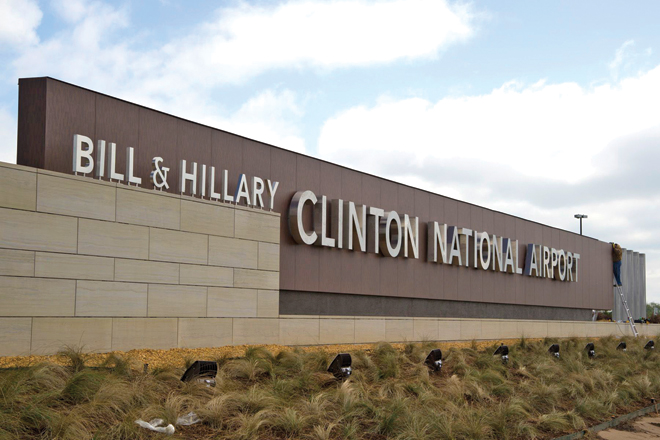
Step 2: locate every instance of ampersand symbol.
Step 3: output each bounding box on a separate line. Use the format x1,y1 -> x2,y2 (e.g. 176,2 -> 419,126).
151,157 -> 170,190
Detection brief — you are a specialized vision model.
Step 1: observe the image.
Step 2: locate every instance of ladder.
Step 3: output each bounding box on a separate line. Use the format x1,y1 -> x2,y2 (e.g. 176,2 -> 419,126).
616,285 -> 638,337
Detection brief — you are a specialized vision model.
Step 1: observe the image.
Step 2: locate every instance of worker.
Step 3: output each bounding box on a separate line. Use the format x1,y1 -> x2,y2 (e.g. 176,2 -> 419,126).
612,243 -> 623,286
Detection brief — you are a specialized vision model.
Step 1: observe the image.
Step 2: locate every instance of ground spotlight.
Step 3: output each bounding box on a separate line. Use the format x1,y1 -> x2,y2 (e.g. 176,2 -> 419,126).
180,360 -> 217,386
493,344 -> 509,364
645,341 -> 655,350
585,342 -> 595,358
328,353 -> 352,379
617,342 -> 627,352
548,344 -> 560,358
425,349 -> 443,372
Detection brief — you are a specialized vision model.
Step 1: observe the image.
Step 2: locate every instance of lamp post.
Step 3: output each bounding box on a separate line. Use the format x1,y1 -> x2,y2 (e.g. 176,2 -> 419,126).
574,214 -> 588,235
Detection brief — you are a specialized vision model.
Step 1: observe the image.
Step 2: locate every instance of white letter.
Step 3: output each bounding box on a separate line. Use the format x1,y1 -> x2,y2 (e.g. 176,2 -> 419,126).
343,201 -> 367,252
368,207 -> 385,254
95,140 -> 105,178
267,180 -> 279,210
222,170 -> 234,202
252,176 -> 265,207
126,147 -> 142,185
427,222 -> 448,264
402,215 -> 419,259
73,134 -> 94,174
179,160 -> 197,195
314,195 -> 335,247
447,226 -> 462,266
380,211 -> 401,257
288,190 -> 318,245
234,174 -> 251,205
107,142 -> 124,181
209,167 -> 221,200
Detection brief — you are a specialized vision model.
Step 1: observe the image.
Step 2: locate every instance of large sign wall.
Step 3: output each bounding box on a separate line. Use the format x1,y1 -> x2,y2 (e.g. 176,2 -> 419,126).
17,77 -> 613,313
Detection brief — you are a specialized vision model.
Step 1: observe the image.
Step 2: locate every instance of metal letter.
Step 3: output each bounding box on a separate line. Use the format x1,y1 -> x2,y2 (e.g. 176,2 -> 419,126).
447,226 -> 462,266
288,190 -> 318,245
107,142 -> 124,181
342,201 -> 367,252
458,228 -> 472,267
95,140 -> 105,178
331,199 -> 343,249
502,238 -> 515,274
550,248 -> 558,279
199,164 -> 207,198
179,160 -> 197,195
514,240 -> 523,274
523,244 -> 539,277
150,157 -> 170,190
543,246 -> 551,278
222,170 -> 234,202
234,174 -> 251,205
566,252 -> 574,282
72,134 -> 94,174
427,222 -> 448,264
491,235 -> 503,271
313,195 -> 335,247
379,211 -> 401,257
266,180 -> 279,210
368,207 -> 385,254
126,147 -> 142,186
209,167 -> 221,200
402,215 -> 419,259
252,176 -> 265,208
572,253 -> 580,282
556,249 -> 566,281
479,231 -> 491,270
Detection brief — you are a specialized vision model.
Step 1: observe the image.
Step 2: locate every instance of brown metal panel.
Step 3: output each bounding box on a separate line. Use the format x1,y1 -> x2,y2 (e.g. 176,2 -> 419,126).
413,190 -> 430,298
241,139 -> 272,206
211,131 -> 243,198
294,155 -> 320,292
271,148 -> 297,290
468,206 -> 484,302
396,185 -> 415,298
339,169 -> 363,294
176,120 -> 212,197
428,195 -> 445,300
318,162 -> 343,293
17,78 -> 47,169
481,209 -> 495,303
138,108 -> 178,191
45,79 -> 96,174
514,218 -> 528,305
379,180 -> 399,297
95,94 -> 139,182
443,199 -> 459,301
362,174 -> 382,296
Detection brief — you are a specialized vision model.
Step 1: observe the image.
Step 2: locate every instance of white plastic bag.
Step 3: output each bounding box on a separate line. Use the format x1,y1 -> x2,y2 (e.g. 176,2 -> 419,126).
176,411 -> 201,426
135,418 -> 175,434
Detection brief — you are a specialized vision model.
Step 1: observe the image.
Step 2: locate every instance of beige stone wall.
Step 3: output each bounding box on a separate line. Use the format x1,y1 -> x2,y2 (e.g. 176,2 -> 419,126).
0,162 -> 656,356
0,162 -> 280,355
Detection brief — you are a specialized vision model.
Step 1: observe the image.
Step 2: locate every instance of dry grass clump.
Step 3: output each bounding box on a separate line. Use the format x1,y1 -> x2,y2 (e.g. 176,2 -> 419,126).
1,336 -> 660,439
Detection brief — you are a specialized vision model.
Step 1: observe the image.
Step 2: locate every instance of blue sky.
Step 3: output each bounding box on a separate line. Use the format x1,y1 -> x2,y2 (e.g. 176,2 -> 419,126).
1,0 -> 660,303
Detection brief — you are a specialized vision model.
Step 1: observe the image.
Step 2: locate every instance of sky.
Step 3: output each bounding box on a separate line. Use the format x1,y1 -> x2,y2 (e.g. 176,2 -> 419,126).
1,0 -> 660,302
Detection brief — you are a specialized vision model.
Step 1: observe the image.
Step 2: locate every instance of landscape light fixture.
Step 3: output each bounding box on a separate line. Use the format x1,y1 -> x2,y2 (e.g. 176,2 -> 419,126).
585,342 -> 595,358
548,344 -> 560,358
180,360 -> 217,387
328,353 -> 352,379
645,341 -> 655,350
493,344 -> 509,364
574,214 -> 588,235
424,349 -> 443,372
616,342 -> 627,352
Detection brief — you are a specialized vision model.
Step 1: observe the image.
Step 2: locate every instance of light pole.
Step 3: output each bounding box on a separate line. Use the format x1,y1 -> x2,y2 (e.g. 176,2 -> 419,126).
574,214 -> 588,235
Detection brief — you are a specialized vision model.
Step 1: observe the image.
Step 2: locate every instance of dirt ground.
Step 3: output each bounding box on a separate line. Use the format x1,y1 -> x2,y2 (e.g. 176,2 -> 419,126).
0,339 -> 526,369
598,415 -> 660,439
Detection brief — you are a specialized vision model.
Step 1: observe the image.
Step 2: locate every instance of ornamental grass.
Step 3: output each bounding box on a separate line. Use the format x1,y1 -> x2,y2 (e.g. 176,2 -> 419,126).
1,336 -> 659,439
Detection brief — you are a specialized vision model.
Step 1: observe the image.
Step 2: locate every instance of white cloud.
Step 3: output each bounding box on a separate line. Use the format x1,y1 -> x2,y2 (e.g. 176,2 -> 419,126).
0,107 -> 16,163
205,89 -> 307,154
8,0 -> 473,155
163,0 -> 475,84
318,65 -> 660,184
0,0 -> 42,48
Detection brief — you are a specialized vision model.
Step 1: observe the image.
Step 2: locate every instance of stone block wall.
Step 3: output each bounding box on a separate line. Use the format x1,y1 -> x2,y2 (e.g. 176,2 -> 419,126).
0,162 -> 280,355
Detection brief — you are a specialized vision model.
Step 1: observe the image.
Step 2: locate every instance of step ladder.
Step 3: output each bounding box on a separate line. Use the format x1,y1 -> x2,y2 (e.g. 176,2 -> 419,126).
616,285 -> 638,337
